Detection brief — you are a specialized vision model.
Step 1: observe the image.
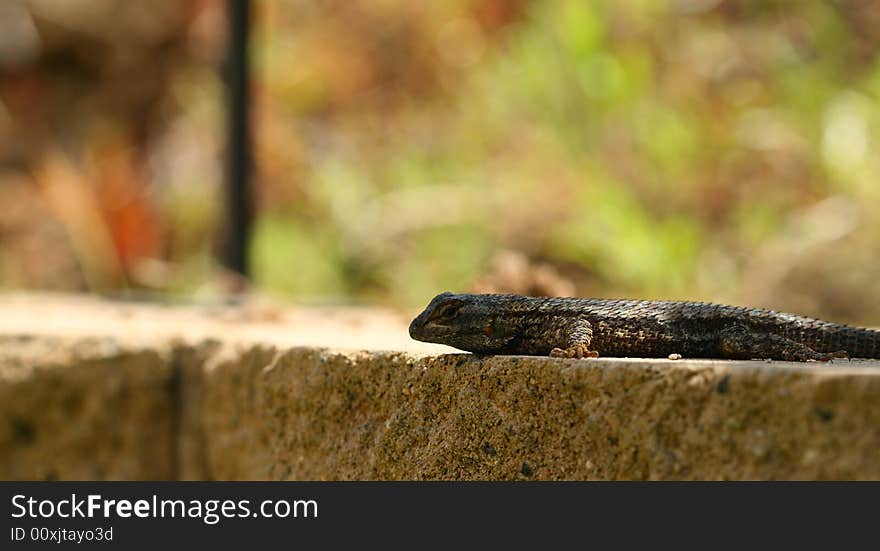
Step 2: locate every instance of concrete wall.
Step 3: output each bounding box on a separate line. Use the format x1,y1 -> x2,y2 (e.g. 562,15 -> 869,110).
1,294 -> 878,480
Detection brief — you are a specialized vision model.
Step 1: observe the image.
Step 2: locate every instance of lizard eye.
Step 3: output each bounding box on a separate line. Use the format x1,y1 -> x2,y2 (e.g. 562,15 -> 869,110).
430,300 -> 463,321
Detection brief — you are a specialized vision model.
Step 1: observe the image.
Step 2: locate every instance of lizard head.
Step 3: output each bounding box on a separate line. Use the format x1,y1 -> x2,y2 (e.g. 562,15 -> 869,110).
408,292 -> 515,353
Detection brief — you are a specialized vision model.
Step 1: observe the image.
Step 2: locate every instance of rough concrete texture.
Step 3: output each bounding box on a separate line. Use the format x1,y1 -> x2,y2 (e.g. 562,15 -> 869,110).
1,294 -> 879,480
0,336 -> 176,480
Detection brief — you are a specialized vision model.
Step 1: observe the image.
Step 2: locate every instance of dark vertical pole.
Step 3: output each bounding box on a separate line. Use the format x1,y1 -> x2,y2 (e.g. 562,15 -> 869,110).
224,0 -> 252,277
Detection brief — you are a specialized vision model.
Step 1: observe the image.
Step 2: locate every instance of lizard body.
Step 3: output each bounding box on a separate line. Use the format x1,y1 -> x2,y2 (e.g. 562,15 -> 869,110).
409,292 -> 880,361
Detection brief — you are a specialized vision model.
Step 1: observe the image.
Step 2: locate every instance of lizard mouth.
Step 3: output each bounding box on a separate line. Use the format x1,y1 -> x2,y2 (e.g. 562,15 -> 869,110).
408,318 -> 428,340
409,320 -> 442,341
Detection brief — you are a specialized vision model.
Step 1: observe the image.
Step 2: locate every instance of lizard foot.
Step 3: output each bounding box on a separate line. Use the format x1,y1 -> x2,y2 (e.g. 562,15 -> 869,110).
793,348 -> 848,362
550,345 -> 599,359
719,324 -> 849,362
811,350 -> 848,362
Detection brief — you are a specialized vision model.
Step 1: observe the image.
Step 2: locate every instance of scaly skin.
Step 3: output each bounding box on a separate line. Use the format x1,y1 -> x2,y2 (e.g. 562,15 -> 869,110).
409,292 -> 880,361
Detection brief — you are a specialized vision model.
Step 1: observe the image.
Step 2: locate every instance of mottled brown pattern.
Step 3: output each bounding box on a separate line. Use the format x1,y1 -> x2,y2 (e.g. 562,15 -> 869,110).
409,293 -> 880,361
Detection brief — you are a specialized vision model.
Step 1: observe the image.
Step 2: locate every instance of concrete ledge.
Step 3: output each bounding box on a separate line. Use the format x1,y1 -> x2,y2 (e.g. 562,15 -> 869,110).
0,336 -> 176,480
1,294 -> 879,480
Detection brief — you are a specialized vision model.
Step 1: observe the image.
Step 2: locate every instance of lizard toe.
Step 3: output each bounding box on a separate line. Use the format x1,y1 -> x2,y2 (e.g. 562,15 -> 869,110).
550,345 -> 599,359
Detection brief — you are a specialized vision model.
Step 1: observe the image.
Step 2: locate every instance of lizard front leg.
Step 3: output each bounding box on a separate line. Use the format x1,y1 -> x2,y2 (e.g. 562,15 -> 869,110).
549,317 -> 599,359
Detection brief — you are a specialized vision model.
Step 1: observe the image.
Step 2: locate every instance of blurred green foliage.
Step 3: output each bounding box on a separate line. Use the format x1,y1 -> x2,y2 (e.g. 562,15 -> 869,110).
249,0 -> 880,318
1,0 -> 879,322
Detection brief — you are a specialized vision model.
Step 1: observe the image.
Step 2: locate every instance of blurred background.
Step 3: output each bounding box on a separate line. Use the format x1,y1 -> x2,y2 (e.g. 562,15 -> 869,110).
1,0 -> 879,323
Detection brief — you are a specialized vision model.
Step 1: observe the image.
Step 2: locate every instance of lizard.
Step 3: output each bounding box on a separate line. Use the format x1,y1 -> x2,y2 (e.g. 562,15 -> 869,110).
408,292 -> 880,361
